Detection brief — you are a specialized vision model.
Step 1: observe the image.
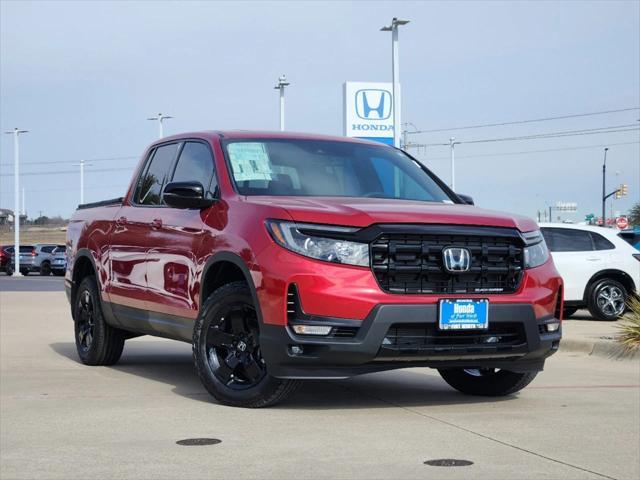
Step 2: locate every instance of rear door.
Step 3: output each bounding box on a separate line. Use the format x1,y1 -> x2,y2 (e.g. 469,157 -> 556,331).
542,228 -> 602,301
145,140 -> 218,333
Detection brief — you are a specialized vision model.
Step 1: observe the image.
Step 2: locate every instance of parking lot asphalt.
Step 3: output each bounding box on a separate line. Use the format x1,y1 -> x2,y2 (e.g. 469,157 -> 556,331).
0,274 -> 65,292
1,291 -> 639,480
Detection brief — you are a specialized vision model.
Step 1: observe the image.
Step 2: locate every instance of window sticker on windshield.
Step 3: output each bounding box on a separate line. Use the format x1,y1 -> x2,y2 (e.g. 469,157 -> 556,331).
228,142 -> 274,182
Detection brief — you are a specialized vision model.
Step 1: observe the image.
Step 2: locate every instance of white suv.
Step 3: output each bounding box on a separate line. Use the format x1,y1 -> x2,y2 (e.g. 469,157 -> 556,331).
539,223 -> 639,321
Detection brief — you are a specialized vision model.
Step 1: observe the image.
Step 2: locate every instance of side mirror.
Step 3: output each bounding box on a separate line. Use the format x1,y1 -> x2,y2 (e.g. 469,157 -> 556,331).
163,181 -> 214,209
457,193 -> 474,205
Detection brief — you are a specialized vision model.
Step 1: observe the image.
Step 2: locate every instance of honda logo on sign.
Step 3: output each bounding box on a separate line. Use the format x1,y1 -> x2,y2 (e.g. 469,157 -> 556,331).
355,89 -> 392,120
442,247 -> 471,273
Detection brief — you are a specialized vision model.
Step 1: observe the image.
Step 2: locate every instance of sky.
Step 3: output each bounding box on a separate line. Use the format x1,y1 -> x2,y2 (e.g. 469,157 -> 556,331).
1,0 -> 639,222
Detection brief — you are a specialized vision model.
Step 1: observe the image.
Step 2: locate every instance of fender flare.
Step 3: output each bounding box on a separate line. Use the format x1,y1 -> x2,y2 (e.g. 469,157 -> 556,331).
70,248 -> 101,299
200,252 -> 264,325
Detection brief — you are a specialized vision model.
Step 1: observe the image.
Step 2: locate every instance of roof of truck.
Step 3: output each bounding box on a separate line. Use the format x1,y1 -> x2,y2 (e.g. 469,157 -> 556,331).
159,130 -> 391,146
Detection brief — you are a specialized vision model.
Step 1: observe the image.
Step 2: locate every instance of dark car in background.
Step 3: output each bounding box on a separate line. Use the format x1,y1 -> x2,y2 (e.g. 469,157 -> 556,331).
0,245 -> 12,275
619,228 -> 640,251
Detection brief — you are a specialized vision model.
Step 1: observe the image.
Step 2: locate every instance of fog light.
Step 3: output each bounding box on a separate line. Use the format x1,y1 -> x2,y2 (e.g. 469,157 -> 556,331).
291,325 -> 332,335
546,322 -> 560,332
290,345 -> 304,355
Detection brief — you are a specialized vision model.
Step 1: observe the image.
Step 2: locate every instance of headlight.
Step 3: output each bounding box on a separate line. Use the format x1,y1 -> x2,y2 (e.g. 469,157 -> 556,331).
265,220 -> 369,267
522,230 -> 549,269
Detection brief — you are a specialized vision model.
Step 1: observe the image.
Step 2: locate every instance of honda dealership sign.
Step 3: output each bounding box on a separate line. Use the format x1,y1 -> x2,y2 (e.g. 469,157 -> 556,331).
343,81 -> 398,145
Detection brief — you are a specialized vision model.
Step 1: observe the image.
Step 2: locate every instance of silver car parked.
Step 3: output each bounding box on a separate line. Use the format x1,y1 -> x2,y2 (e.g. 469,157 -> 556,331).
32,244 -> 60,276
50,246 -> 67,276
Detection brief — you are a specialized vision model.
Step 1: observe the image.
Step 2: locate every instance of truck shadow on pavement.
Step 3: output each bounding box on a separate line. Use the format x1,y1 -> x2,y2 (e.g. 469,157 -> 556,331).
50,340 -> 515,410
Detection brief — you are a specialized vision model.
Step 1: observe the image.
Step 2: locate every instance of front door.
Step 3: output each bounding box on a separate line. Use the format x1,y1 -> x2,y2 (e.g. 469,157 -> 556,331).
145,141 -> 218,333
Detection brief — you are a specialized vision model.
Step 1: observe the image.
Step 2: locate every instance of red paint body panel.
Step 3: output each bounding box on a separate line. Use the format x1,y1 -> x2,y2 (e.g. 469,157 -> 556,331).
66,131 -> 562,333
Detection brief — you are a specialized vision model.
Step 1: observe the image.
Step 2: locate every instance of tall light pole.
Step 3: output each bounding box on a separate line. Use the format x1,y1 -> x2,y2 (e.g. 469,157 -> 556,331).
381,17 -> 409,148
147,113 -> 173,139
449,137 -> 459,191
274,75 -> 290,131
601,147 -> 608,226
4,128 -> 28,276
73,160 -> 93,205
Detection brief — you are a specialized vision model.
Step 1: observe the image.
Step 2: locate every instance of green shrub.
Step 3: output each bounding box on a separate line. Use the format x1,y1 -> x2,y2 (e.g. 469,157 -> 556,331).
617,295 -> 640,351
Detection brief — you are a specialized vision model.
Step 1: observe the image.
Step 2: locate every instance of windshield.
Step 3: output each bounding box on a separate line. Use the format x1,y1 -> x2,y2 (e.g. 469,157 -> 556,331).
223,139 -> 454,203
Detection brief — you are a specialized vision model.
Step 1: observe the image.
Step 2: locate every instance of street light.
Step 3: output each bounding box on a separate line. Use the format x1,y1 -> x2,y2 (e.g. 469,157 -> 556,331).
601,147 -> 608,226
274,75 -> 290,131
4,127 -> 28,276
73,159 -> 93,205
147,113 -> 173,139
381,17 -> 409,148
449,137 -> 459,191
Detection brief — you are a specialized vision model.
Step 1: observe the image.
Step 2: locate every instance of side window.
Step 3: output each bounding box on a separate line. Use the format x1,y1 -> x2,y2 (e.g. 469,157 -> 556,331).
135,143 -> 180,206
41,246 -> 55,253
591,232 -> 615,250
543,228 -> 593,252
171,142 -> 215,192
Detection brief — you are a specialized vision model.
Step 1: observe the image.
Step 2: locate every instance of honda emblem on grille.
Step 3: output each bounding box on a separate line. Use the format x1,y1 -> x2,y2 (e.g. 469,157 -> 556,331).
442,247 -> 471,273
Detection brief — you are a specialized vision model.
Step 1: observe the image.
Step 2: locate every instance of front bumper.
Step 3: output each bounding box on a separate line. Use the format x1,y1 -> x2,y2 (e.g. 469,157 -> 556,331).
261,303 -> 561,379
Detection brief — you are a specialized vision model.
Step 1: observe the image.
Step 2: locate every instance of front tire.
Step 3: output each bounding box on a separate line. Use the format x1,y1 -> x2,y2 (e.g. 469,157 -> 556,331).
438,368 -> 538,396
73,276 -> 125,365
193,281 -> 301,408
587,279 -> 627,321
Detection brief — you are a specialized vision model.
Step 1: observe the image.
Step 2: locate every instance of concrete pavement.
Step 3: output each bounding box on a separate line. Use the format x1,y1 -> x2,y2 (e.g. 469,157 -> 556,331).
1,291 -> 639,480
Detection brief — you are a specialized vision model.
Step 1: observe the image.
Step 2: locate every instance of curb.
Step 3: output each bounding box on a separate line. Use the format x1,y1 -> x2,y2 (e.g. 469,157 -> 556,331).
559,337 -> 640,360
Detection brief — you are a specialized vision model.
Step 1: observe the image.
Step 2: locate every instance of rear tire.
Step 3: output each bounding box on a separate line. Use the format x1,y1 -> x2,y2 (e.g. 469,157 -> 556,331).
193,281 -> 301,408
40,262 -> 51,276
562,307 -> 578,319
73,276 -> 125,366
20,269 -> 29,276
587,279 -> 627,321
438,368 -> 538,396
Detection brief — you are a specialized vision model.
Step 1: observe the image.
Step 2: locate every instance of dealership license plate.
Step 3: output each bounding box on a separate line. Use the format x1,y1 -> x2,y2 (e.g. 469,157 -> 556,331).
439,299 -> 489,330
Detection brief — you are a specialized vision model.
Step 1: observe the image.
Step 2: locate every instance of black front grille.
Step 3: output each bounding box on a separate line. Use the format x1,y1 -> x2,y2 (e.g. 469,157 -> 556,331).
380,322 -> 526,356
371,230 -> 524,294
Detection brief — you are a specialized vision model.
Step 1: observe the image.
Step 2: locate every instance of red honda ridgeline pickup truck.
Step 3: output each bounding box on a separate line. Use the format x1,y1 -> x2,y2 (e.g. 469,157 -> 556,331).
66,131 -> 563,407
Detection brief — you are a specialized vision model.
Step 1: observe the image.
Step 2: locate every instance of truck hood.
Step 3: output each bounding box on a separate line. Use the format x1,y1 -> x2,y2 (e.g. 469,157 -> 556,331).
246,196 -> 539,232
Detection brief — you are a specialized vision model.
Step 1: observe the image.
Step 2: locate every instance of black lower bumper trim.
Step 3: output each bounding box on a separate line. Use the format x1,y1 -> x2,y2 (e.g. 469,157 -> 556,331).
260,303 -> 561,379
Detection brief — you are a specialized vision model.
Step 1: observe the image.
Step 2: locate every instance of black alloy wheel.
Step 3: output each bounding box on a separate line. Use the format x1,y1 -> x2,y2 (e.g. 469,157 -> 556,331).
76,289 -> 95,353
206,303 -> 267,389
72,276 -> 125,365
193,281 -> 301,407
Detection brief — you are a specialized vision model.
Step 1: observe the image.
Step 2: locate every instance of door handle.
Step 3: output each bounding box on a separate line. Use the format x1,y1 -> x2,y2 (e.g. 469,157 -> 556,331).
115,216 -> 128,226
150,218 -> 163,229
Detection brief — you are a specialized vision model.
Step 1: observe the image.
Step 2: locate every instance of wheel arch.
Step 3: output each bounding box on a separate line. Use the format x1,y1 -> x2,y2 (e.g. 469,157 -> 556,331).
71,249 -> 100,307
200,252 -> 264,324
583,269 -> 636,301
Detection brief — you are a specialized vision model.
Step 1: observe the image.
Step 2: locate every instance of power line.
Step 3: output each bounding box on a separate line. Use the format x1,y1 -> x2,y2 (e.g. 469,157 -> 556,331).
408,107 -> 640,134
421,141 -> 640,160
0,184 -> 127,196
0,155 -> 138,168
0,166 -> 133,178
422,125 -> 640,147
